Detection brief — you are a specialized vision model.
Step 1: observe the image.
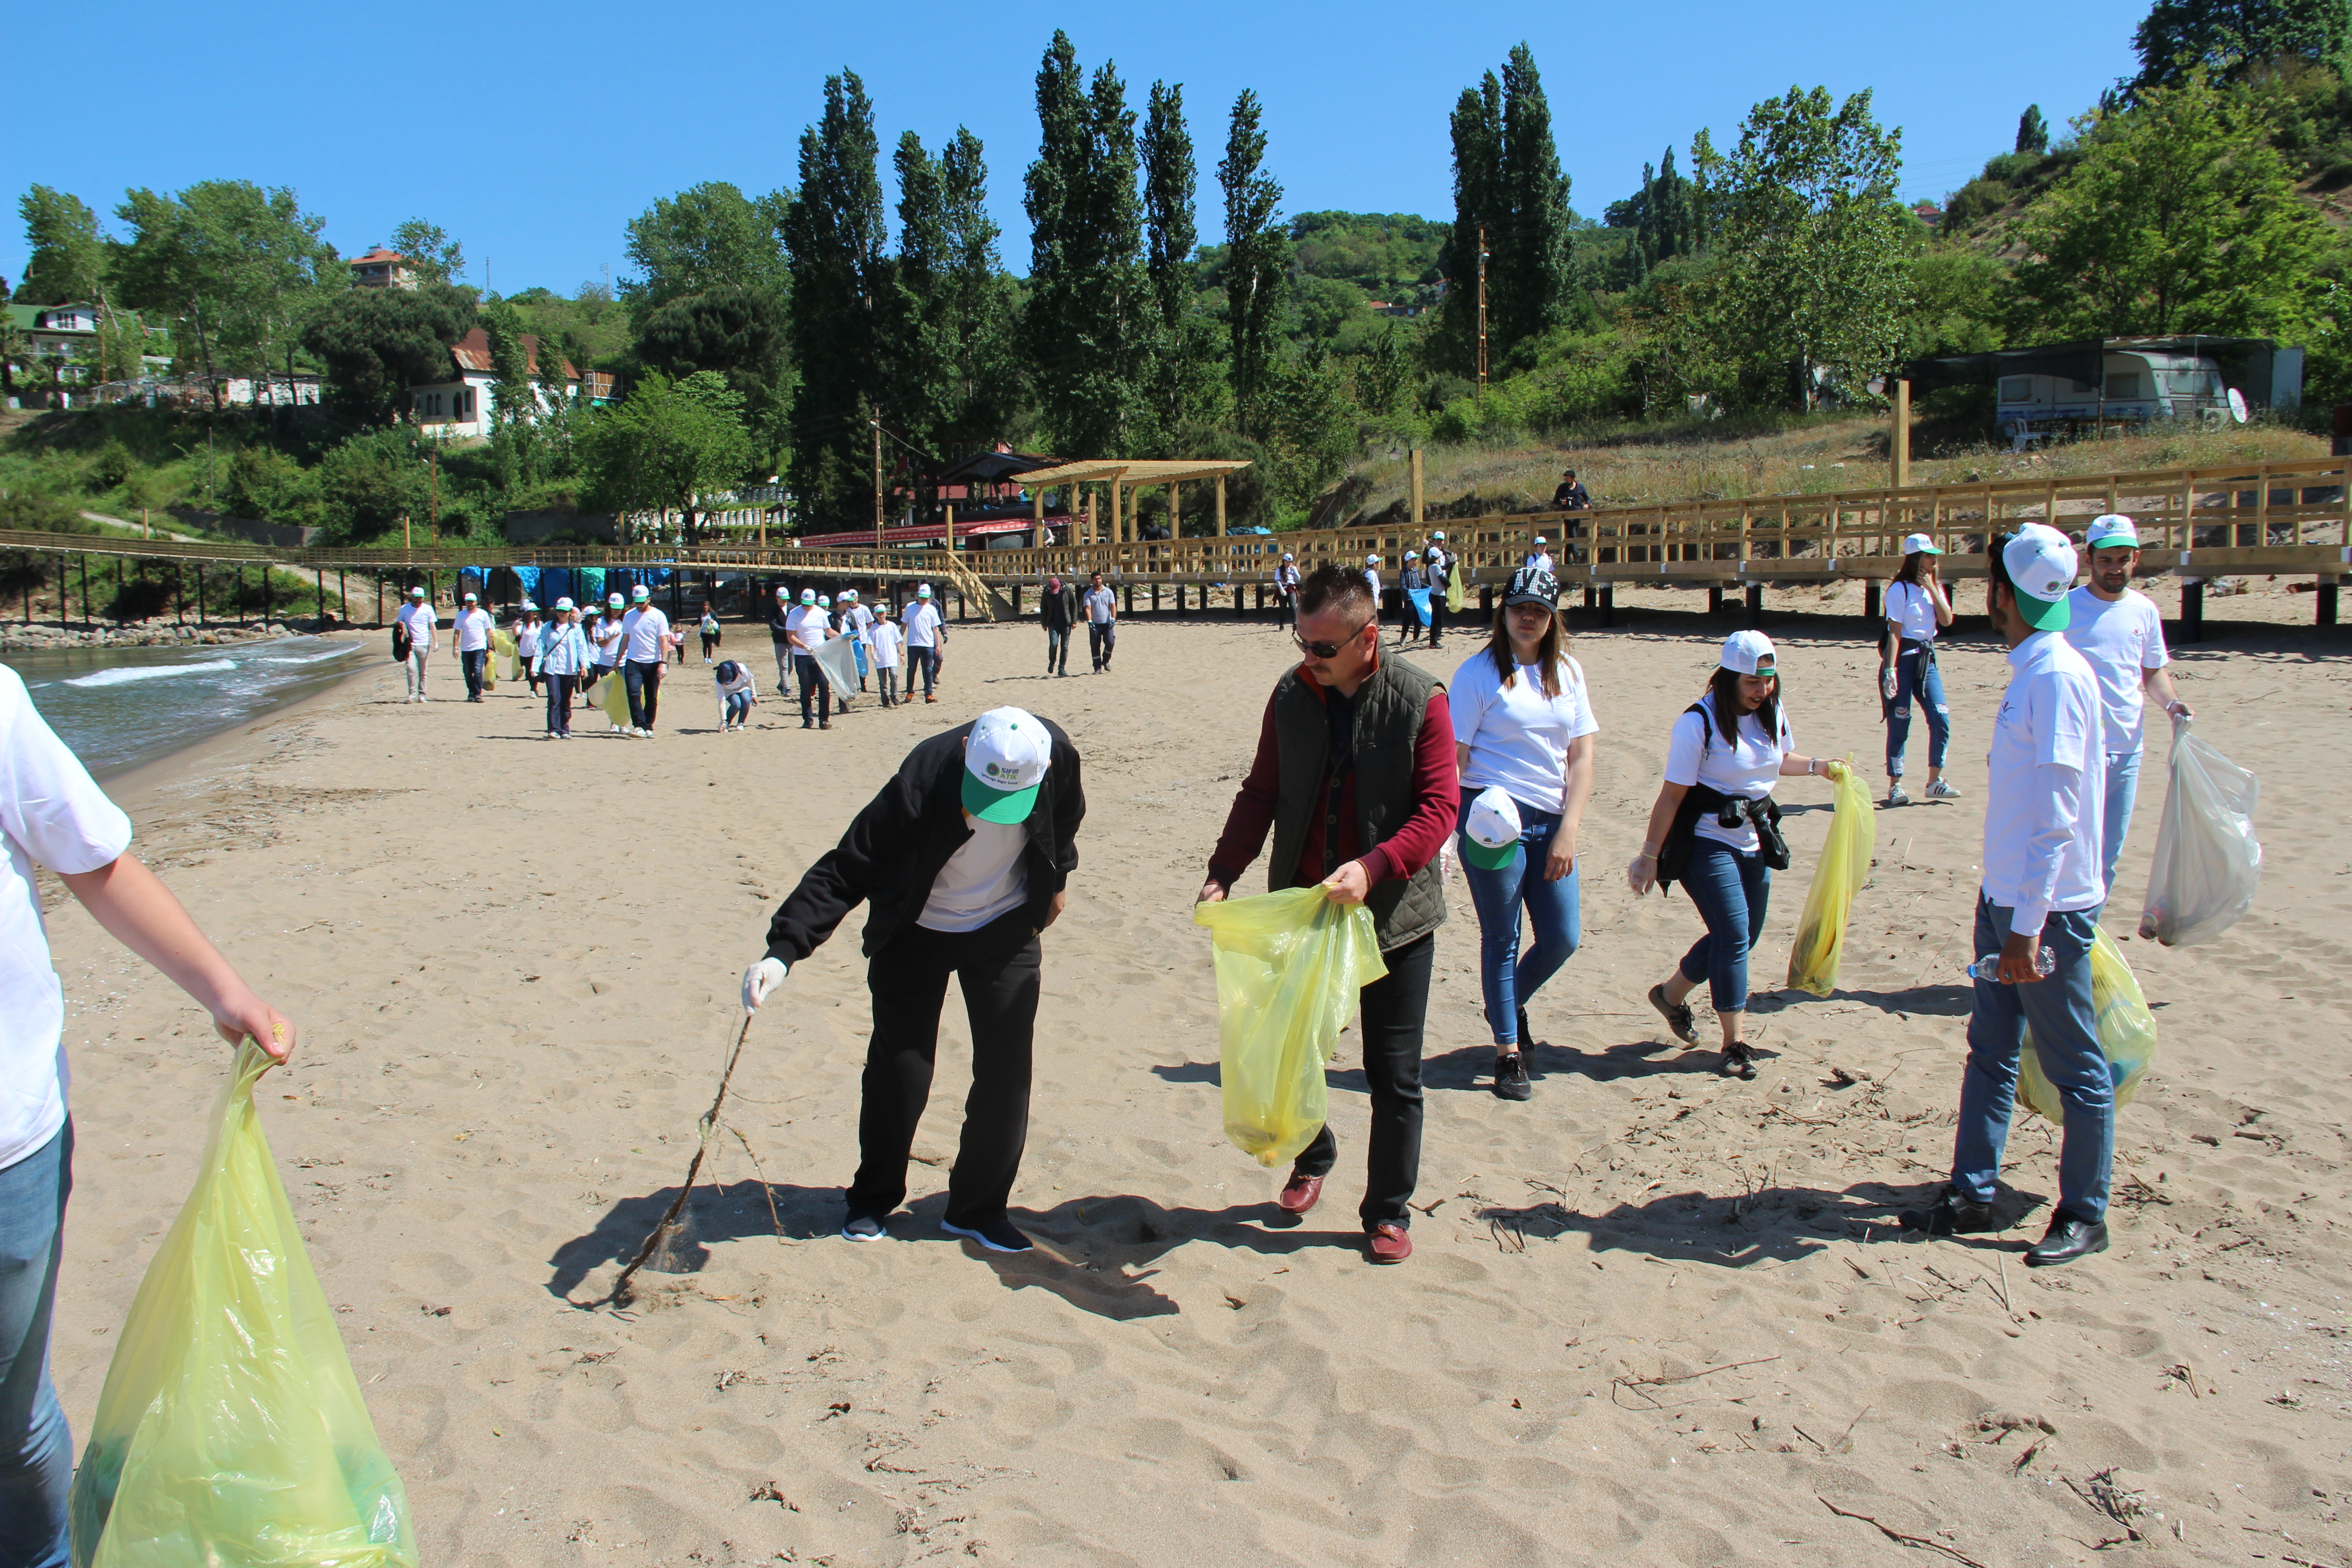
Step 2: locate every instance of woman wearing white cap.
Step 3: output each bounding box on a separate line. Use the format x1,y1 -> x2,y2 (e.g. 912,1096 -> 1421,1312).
1627,630 -> 1844,1078
1275,553 -> 1302,625
394,585 -> 437,701
591,593 -> 627,692
514,603 -> 544,696
1450,565 -> 1597,1100
1880,533 -> 1957,806
1362,555 -> 1382,627
531,598 -> 591,738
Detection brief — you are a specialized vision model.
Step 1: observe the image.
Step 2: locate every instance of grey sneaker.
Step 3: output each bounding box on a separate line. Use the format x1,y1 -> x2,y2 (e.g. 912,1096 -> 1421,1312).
1925,778 -> 1961,800
1886,781 -> 1911,807
842,1210 -> 887,1242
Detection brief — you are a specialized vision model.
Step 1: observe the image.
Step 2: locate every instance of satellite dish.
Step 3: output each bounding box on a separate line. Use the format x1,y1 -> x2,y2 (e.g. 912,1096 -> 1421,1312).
2228,387 -> 2248,424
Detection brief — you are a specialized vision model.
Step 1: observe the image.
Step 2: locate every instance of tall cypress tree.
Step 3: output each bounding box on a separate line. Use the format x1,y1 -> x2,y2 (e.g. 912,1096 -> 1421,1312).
886,127 -> 1014,455
1437,74 -> 1502,375
1142,80 -> 1212,444
1219,89 -> 1288,438
1494,43 -> 1573,352
784,71 -> 887,524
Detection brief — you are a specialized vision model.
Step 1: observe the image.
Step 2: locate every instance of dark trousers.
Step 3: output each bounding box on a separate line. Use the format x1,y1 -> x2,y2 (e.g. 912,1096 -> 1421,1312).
544,671 -> 574,735
624,659 -> 663,729
848,912 -> 1042,1227
461,647 -> 487,699
909,646 -> 939,698
1428,596 -> 1445,646
877,665 -> 899,706
1045,625 -> 1071,672
1087,622 -> 1114,670
794,652 -> 831,721
1293,931 -> 1432,1229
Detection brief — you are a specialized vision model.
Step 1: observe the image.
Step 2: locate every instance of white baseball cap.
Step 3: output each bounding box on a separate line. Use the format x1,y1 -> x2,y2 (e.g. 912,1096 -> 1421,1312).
1367,554 -> 1382,565
963,707 -> 1052,824
1460,786 -> 1524,871
607,593 -> 625,609
776,584 -> 790,597
918,584 -> 933,598
842,589 -> 858,602
1534,536 -> 1548,546
2085,514 -> 2139,549
462,591 -> 477,603
1282,552 -> 1294,561
1899,532 -> 1942,556
800,588 -> 817,604
818,595 -> 832,608
1431,531 -> 1446,541
521,601 -> 538,612
408,587 -> 426,599
553,597 -> 575,612
631,584 -> 651,602
2000,523 -> 2078,630
1405,550 -> 1420,560
1719,629 -> 1777,675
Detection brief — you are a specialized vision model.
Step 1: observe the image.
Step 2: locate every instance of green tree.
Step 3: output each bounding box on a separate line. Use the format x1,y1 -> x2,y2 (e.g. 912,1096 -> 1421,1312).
15,186 -> 103,303
783,72 -> 888,522
882,127 -> 1015,455
2017,104 -> 2051,153
2131,0 -> 2351,92
1022,31 -> 1151,455
1437,72 -> 1502,374
1494,43 -> 1575,352
2012,71 -> 2332,337
1142,79 -> 1216,438
635,284 -> 790,452
1219,89 -> 1289,437
301,284 -> 476,425
483,299 -> 538,487
585,370 -> 755,542
112,181 -> 334,405
1700,86 -> 1912,407
388,219 -> 465,286
622,182 -> 792,317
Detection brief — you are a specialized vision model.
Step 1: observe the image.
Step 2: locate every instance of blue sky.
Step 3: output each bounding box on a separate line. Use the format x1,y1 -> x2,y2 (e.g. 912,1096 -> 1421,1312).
3,1 -> 2146,297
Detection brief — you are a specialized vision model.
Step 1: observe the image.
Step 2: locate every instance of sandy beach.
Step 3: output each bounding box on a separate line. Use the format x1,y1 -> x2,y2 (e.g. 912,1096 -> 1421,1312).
37,590 -> 2352,1566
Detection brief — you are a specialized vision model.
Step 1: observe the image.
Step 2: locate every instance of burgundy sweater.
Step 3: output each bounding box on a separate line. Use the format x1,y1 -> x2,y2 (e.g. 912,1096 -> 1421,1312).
1207,664 -> 1457,892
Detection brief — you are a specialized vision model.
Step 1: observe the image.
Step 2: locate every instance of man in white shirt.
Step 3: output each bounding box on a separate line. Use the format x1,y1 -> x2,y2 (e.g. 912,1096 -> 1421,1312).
618,584 -> 672,736
394,586 -> 437,702
1907,523 -> 2114,1268
902,584 -> 946,703
741,706 -> 1085,1255
786,588 -> 833,729
1079,573 -> 1116,673
2065,515 -> 2193,894
0,664 -> 293,1558
454,591 -> 493,702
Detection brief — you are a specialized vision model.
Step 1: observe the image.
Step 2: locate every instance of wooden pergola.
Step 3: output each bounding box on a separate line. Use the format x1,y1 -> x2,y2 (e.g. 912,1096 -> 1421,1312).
1017,458 -> 1253,544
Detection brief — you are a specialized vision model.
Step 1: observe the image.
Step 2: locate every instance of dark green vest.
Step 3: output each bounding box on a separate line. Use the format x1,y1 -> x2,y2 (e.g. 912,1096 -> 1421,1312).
1265,655 -> 1448,951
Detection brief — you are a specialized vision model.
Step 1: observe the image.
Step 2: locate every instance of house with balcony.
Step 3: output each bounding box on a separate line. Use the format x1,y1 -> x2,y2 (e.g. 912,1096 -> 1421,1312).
350,248 -> 416,289
409,328 -> 576,439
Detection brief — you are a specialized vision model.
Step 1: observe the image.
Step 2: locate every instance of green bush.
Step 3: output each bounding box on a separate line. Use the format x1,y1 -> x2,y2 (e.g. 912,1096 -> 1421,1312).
92,441 -> 136,490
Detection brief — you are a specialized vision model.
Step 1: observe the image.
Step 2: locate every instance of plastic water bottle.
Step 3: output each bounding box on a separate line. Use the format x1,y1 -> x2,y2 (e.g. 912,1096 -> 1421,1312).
1965,948 -> 2057,982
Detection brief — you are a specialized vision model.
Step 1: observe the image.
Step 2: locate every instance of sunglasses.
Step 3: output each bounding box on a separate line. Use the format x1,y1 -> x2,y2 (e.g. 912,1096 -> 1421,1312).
1292,622 -> 1372,660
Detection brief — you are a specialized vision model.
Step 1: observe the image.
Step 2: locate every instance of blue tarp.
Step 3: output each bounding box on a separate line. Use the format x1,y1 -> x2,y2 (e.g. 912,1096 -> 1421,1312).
1406,587 -> 1432,627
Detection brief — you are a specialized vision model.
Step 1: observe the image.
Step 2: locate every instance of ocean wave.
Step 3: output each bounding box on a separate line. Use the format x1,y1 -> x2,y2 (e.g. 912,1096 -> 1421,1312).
258,647 -> 360,665
64,659 -> 237,688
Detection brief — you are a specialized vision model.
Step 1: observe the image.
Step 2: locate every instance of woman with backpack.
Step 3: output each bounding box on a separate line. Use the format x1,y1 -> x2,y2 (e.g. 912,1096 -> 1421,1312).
1448,566 -> 1598,1102
1625,631 -> 1847,1079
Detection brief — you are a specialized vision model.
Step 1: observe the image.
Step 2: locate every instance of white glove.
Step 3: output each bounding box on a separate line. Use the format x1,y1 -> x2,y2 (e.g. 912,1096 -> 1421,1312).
1627,853 -> 1658,897
741,956 -> 788,1012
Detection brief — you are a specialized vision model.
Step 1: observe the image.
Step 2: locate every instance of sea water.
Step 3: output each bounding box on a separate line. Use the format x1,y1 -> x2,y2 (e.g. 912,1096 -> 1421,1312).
5,637 -> 367,778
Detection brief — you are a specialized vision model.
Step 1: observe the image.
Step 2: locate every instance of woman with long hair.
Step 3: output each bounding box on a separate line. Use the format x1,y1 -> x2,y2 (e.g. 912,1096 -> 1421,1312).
1627,632 -> 1845,1078
1449,566 -> 1597,1100
1881,534 -> 1957,806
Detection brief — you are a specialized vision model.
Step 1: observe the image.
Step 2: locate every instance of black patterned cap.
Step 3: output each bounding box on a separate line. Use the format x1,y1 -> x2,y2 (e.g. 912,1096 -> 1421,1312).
1504,565 -> 1558,609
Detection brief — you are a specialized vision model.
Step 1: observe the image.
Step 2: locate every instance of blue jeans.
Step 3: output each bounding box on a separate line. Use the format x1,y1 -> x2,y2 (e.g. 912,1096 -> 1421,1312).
910,646 -> 939,697
460,647 -> 486,700
1953,898 -> 2112,1222
2099,748 -> 2141,897
1045,626 -> 1070,672
0,1122 -> 72,1568
1885,642 -> 1949,776
1456,797 -> 1581,1045
543,670 -> 574,735
724,690 -> 751,724
1676,837 -> 1771,1014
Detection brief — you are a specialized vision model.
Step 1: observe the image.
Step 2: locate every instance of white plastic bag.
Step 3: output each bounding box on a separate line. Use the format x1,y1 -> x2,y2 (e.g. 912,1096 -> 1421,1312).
2137,717 -> 2260,947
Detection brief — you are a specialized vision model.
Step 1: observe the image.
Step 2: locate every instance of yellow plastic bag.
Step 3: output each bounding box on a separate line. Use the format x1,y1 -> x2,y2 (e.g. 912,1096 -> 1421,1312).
1785,760 -> 1876,996
2018,928 -> 2159,1125
69,1041 -> 416,1567
586,671 -> 632,729
491,628 -> 518,686
1194,887 -> 1388,1166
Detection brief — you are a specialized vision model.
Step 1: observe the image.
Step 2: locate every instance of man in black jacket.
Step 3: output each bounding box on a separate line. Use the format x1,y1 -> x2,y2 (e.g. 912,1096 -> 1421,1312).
1040,574 -> 1077,676
741,706 -> 1085,1254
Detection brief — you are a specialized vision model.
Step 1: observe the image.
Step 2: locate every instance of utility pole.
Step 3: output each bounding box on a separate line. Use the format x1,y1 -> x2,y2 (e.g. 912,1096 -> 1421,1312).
1475,222 -> 1490,403
872,412 -> 885,549
428,448 -> 440,542
1891,378 -> 1912,489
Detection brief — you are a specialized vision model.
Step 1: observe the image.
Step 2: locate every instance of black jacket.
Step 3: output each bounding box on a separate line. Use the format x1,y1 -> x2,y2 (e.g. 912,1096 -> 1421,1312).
764,717 -> 1085,962
1041,583 -> 1078,631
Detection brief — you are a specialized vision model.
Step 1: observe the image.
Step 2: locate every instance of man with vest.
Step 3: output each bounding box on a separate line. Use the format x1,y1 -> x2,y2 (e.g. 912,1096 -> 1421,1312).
1198,564 -> 1456,1264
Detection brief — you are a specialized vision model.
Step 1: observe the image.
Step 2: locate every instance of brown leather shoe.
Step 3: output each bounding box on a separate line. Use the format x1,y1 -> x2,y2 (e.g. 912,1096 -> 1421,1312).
1367,1222 -> 1412,1263
1276,1173 -> 1323,1215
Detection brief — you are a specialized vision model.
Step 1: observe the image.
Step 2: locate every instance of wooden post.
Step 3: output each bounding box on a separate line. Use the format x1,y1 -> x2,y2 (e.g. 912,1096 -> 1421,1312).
1171,480 -> 1181,539
1410,448 -> 1424,525
1215,475 -> 1227,537
1891,379 -> 1910,489
1086,491 -> 1097,548
1110,481 -> 1122,546
946,503 -> 956,558
873,415 -> 885,549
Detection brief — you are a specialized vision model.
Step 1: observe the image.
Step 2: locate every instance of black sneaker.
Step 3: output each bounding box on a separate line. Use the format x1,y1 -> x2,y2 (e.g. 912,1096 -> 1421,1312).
941,1215 -> 1033,1254
1719,1042 -> 1759,1080
1900,1187 -> 1998,1236
1516,1006 -> 1539,1050
2026,1210 -> 2108,1267
841,1210 -> 888,1242
1493,1052 -> 1532,1101
1648,984 -> 1700,1046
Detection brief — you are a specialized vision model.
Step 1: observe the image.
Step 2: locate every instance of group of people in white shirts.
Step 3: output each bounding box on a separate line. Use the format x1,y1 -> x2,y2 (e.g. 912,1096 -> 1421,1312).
768,582 -> 947,728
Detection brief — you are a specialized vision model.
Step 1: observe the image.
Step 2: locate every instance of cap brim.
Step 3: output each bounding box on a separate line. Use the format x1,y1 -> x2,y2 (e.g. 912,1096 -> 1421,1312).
962,770 -> 1041,824
1461,834 -> 1520,870
1916,544 -> 1943,555
1503,593 -> 1557,609
2018,592 -> 2071,631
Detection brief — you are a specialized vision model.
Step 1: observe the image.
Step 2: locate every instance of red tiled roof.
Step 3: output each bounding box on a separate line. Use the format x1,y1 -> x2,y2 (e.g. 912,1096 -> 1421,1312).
351,248 -> 405,265
450,327 -> 576,381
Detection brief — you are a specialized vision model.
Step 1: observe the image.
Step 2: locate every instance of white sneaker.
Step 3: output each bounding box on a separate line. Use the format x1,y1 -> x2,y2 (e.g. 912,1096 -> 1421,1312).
1926,778 -> 1961,800
1886,782 -> 1910,807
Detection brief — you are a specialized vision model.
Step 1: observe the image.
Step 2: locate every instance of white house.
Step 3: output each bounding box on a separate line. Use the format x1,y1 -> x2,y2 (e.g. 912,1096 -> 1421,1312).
349,248 -> 416,289
409,328 -> 576,439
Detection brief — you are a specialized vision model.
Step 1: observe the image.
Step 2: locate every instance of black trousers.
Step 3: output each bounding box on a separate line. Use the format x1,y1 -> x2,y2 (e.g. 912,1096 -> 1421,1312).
794,652 -> 831,721
848,911 -> 1042,1227
624,658 -> 662,729
1087,622 -> 1114,669
543,671 -> 574,735
1293,931 -> 1432,1229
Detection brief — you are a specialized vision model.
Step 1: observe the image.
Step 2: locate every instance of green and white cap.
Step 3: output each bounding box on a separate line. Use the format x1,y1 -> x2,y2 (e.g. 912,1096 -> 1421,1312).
632,584 -> 651,601
2002,523 -> 2078,631
408,586 -> 426,598
1719,629 -> 1776,674
962,707 -> 1051,824
607,593 -> 625,608
1460,786 -> 1524,871
1899,532 -> 1941,556
2085,514 -> 2139,549
917,583 -> 933,598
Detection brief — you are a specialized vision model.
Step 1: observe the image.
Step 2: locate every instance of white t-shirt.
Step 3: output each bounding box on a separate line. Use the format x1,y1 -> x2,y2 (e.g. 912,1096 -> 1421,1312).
2063,586 -> 2171,754
870,621 -> 903,669
621,606 -> 671,663
715,665 -> 757,698
1081,589 -> 1115,625
0,666 -> 134,1172
919,819 -> 1029,932
593,616 -> 626,665
1982,631 -> 2103,933
904,601 -> 943,648
1363,568 -> 1382,598
1662,692 -> 1794,853
515,621 -> 542,658
1884,579 -> 1942,642
1526,551 -> 1555,574
699,613 -> 720,639
454,608 -> 491,652
846,604 -> 874,644
786,606 -> 830,650
396,602 -> 437,651
1450,650 -> 1600,814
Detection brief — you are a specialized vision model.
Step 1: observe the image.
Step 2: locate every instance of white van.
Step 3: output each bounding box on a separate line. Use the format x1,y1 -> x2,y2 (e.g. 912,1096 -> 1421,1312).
1997,348 -> 2230,440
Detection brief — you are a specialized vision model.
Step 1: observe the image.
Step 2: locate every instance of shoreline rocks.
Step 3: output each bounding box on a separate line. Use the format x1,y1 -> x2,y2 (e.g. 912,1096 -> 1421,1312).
0,619 -> 334,650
